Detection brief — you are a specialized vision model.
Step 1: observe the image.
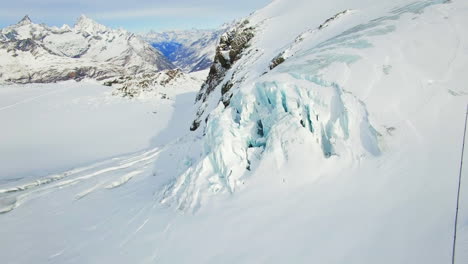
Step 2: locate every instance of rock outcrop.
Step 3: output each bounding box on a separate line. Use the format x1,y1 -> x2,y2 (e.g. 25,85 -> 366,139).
190,20 -> 255,130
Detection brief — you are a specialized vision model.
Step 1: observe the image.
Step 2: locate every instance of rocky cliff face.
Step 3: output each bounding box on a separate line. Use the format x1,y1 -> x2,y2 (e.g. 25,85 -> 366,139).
0,15 -> 174,84
190,20 -> 255,130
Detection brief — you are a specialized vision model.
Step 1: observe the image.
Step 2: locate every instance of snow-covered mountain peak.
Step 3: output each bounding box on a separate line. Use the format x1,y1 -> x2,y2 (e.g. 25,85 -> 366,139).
0,15 -> 174,84
2,16 -> 50,41
60,24 -> 72,31
74,15 -> 108,34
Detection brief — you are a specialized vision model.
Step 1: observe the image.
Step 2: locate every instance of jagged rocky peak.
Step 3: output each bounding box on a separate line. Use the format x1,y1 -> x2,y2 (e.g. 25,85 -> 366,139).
74,14 -> 107,34
17,15 -> 32,25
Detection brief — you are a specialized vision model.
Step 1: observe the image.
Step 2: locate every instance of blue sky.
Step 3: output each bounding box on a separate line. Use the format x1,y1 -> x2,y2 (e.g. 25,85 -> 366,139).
0,0 -> 271,32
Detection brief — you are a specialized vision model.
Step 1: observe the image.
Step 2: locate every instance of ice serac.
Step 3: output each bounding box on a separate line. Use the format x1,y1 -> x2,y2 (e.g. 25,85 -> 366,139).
161,0 -> 464,211
0,15 -> 174,84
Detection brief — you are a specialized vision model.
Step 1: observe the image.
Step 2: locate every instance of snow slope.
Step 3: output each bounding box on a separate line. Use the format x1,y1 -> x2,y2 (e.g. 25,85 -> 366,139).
0,70 -> 207,186
0,81 -> 159,180
1,0 -> 468,263
0,15 -> 174,84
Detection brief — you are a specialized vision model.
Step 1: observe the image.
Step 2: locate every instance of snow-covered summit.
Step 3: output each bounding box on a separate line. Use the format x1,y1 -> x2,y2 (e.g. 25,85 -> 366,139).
0,15 -> 174,84
74,15 -> 108,34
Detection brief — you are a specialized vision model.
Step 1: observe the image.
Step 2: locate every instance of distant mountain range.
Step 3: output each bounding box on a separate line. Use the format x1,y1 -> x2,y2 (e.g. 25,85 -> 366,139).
0,15 -> 174,84
0,15 -> 233,92
142,24 -> 232,72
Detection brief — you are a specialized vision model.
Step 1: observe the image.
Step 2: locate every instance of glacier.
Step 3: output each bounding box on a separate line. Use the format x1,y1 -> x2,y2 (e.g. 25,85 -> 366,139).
0,0 -> 468,263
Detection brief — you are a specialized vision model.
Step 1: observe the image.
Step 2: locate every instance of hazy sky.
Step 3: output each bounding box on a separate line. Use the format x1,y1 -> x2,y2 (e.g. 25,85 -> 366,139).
0,0 -> 271,32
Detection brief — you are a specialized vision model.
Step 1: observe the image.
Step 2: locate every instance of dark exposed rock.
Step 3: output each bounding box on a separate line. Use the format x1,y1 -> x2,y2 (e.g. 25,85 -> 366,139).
318,10 -> 351,30
221,81 -> 234,97
5,31 -> 18,41
161,69 -> 184,86
196,20 -> 255,103
269,55 -> 286,70
109,69 -> 185,98
257,120 -> 265,137
190,120 -> 201,131
15,38 -> 37,51
190,20 -> 255,131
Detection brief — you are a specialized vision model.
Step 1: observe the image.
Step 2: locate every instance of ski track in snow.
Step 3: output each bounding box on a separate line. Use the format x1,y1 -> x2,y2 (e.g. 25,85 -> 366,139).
75,183 -> 103,200
48,250 -> 65,259
105,170 -> 142,189
119,218 -> 151,248
0,85 -> 71,111
0,147 -> 162,214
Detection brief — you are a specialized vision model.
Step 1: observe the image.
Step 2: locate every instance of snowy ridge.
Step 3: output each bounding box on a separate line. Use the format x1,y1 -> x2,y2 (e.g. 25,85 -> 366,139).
0,15 -> 174,84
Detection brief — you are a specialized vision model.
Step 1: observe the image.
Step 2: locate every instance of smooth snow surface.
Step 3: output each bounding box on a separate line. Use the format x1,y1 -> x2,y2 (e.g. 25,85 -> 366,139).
0,70 -> 207,187
1,0 -> 468,263
0,81 -> 164,179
